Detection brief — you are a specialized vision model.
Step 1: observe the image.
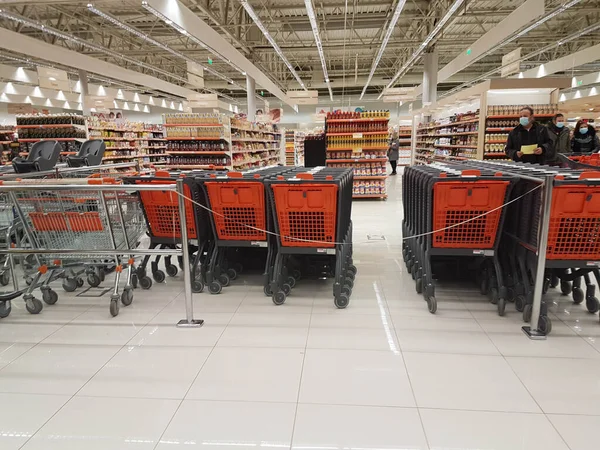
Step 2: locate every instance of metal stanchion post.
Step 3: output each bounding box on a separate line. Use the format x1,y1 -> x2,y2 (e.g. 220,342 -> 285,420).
175,179 -> 204,328
522,174 -> 553,340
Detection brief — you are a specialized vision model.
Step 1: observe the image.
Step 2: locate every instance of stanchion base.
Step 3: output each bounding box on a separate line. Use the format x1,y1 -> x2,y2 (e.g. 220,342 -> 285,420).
522,326 -> 547,340
177,319 -> 204,328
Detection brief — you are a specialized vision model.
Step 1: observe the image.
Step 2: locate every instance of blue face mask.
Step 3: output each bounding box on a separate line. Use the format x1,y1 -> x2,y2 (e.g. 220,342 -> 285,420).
580,127 -> 589,134
556,122 -> 564,128
519,117 -> 530,127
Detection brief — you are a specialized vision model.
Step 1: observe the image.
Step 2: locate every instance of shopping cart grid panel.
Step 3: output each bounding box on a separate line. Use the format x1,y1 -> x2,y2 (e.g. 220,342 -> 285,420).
139,187 -> 196,239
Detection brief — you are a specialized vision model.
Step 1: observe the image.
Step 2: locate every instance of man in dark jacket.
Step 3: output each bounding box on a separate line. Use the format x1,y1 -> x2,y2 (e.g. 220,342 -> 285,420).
546,113 -> 570,164
505,106 -> 551,164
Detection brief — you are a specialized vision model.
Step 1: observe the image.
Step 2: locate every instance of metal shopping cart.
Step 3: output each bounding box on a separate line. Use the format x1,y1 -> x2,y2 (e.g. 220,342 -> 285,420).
195,166 -> 291,295
402,164 -> 515,314
0,179 -> 147,317
265,166 -> 355,308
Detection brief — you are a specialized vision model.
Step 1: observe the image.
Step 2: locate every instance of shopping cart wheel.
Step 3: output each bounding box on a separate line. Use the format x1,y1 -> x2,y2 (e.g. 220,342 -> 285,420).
192,280 -> 204,293
98,268 -> 106,282
131,274 -> 138,289
426,295 -> 437,314
42,289 -> 58,305
25,276 -> 33,286
218,273 -> 231,287
62,278 -> 78,293
542,278 -> 550,295
25,298 -> 43,315
77,277 -> 84,288
87,273 -> 101,288
227,268 -> 238,281
561,280 -> 572,295
139,276 -> 153,290
523,304 -> 533,323
515,295 -> 526,312
490,288 -> 499,305
272,291 -> 286,305
538,315 -> 552,335
506,287 -> 516,302
166,264 -> 178,278
334,293 -> 349,309
550,275 -> 559,288
347,264 -> 357,275
292,269 -> 301,280
286,276 -> 296,289
121,288 -> 133,306
497,297 -> 506,317
344,277 -> 354,289
572,287 -> 584,305
410,264 -> 418,280
342,285 -> 352,296
264,284 -> 273,297
480,275 -> 490,296
586,297 -> 600,314
110,297 -> 120,317
282,283 -> 291,296
0,301 -> 11,318
0,271 -> 9,286
208,281 -> 222,295
153,270 -> 166,283
415,277 -> 423,294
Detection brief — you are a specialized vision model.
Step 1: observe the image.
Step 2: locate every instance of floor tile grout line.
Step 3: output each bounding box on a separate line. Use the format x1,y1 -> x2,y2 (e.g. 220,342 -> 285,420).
150,302 -> 237,450
13,282 -> 189,449
470,309 -> 574,450
288,292 -> 314,450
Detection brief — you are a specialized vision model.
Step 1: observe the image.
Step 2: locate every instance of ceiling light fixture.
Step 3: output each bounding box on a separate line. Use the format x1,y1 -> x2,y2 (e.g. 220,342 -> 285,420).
86,4 -> 242,91
381,0 -> 465,98
360,0 -> 407,99
304,0 -> 333,100
141,1 -> 247,77
239,0 -> 307,90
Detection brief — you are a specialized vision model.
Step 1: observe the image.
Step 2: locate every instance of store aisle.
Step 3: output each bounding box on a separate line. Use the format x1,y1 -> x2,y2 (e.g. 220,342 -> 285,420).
1,173 -> 600,450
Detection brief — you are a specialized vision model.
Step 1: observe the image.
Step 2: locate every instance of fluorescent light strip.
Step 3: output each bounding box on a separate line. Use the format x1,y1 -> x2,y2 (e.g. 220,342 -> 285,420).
86,4 -> 241,91
440,19 -> 600,99
240,0 -> 306,90
0,8 -> 195,86
465,0 -> 584,70
381,0 -> 464,97
360,0 -> 407,99
304,0 -> 332,100
141,1 -> 247,77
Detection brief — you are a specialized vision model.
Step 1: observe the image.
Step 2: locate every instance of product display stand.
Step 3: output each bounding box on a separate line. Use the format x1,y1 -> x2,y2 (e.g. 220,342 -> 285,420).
285,130 -> 295,166
294,131 -> 306,166
230,118 -> 282,170
325,111 -> 389,199
0,126 -> 17,166
16,114 -> 88,161
396,122 -> 412,167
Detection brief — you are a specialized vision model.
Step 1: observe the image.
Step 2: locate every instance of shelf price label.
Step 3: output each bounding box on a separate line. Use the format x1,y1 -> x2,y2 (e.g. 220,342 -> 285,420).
352,147 -> 362,153
352,133 -> 363,139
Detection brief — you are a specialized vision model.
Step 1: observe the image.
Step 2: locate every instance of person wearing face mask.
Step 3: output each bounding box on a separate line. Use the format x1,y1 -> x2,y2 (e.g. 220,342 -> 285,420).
546,113 -> 570,163
505,106 -> 551,164
571,120 -> 600,153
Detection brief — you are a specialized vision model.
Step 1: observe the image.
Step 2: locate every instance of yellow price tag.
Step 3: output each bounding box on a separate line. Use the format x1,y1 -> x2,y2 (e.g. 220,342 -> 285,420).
353,147 -> 362,153
521,144 -> 537,155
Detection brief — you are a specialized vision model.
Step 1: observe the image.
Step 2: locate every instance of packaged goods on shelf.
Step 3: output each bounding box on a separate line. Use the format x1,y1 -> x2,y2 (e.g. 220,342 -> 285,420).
16,114 -> 86,126
487,104 -> 558,116
326,110 -> 390,120
163,113 -> 222,125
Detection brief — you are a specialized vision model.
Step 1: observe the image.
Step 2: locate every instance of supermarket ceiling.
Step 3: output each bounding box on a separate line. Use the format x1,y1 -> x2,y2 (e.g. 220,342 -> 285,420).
0,0 -> 599,105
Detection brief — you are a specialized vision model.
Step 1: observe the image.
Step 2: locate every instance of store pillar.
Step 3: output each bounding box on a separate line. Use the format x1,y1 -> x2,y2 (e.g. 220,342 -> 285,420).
246,75 -> 256,122
78,70 -> 91,115
422,49 -> 438,107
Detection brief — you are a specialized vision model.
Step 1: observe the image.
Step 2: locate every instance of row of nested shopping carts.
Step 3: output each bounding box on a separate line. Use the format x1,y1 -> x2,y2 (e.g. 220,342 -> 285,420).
0,164 -> 356,320
125,165 -> 355,308
403,155 -> 600,334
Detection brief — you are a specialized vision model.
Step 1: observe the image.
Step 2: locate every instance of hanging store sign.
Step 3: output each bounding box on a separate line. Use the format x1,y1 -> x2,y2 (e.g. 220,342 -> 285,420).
186,61 -> 205,89
37,67 -> 70,91
501,48 -> 522,78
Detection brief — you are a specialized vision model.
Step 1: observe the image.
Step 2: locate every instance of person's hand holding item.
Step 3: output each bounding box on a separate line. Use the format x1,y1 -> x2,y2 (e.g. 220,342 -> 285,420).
534,147 -> 543,155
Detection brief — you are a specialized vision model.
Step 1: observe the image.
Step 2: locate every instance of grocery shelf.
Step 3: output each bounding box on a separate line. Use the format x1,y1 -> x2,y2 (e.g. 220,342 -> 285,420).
166,137 -> 224,141
486,140 -> 507,144
18,138 -> 82,142
166,165 -> 227,170
327,147 -> 388,151
166,151 -> 228,156
16,124 -> 78,129
20,152 -> 77,156
418,118 -> 479,130
487,114 -> 555,119
164,123 -> 224,127
231,126 -> 281,135
103,154 -> 142,161
353,194 -> 388,199
434,144 -> 478,149
327,131 -> 389,136
417,131 -> 479,137
484,152 -> 508,157
326,117 -> 390,123
486,127 -> 515,132
354,176 -> 387,180
326,158 -> 387,163
104,147 -> 138,151
231,138 -> 279,143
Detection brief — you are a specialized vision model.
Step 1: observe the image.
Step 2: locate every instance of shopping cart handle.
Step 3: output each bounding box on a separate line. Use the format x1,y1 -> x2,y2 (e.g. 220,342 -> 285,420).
227,172 -> 243,178
0,290 -> 24,302
461,169 -> 481,177
297,173 -> 314,180
579,171 -> 600,180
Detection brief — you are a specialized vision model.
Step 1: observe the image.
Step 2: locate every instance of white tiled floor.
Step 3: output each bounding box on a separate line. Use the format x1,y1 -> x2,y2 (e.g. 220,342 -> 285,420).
1,171 -> 600,449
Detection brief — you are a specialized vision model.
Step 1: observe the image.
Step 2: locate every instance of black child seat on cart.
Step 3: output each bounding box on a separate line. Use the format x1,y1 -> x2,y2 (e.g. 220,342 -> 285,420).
12,140 -> 61,173
402,163 -> 515,315
264,166 -> 356,308
66,139 -> 106,167
194,165 -> 291,295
